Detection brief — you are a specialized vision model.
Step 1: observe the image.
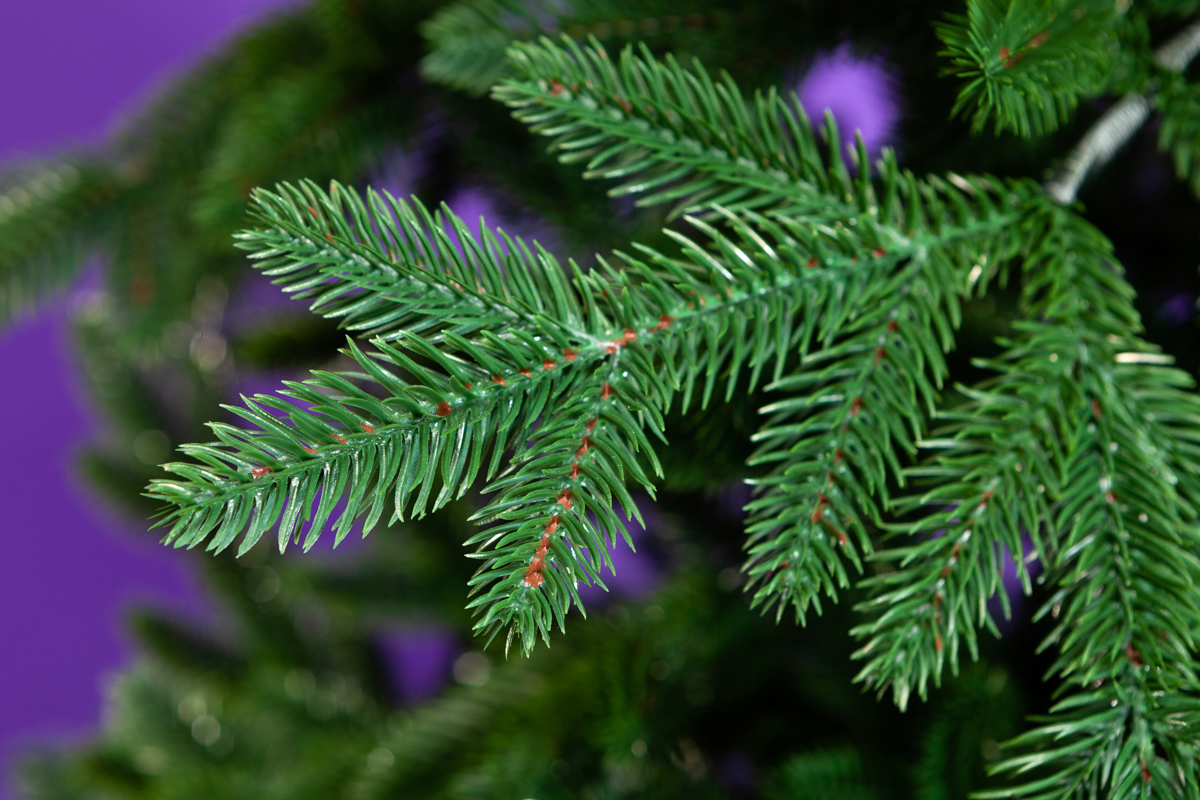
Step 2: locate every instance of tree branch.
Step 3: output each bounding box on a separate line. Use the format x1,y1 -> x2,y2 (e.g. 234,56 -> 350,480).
1045,18 -> 1200,205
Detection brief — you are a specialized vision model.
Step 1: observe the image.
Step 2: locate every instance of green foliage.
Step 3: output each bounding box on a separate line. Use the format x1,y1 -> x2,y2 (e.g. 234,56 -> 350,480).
16,518 -> 948,800
853,198 -> 1200,790
851,323 -> 1059,710
150,39 -> 1049,656
981,682 -> 1200,798
852,207 -> 1137,709
1157,75 -> 1200,196
16,523 -> 532,800
139,28 -> 1200,795
978,212 -> 1200,797
767,748 -> 877,800
148,177 -> 668,651
913,662 -> 1025,798
936,0 -> 1122,137
420,0 -> 731,95
497,37 -> 880,217
0,1 -> 442,529
17,0 -> 1200,797
420,0 -> 529,94
0,160 -> 117,324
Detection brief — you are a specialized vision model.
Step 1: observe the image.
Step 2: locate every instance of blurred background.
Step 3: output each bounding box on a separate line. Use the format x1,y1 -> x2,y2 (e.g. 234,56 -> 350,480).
2,1 -> 1199,798
0,1 -> 298,792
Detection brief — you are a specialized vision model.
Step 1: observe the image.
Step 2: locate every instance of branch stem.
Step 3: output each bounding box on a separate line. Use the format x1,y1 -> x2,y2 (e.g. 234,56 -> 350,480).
1045,19 -> 1200,205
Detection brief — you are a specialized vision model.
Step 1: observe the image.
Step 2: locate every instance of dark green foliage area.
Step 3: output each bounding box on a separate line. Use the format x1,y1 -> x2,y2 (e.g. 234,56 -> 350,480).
17,492 -> 1035,800
420,0 -> 741,97
1158,75 -> 1200,195
8,0 -> 1200,798
936,0 -> 1126,137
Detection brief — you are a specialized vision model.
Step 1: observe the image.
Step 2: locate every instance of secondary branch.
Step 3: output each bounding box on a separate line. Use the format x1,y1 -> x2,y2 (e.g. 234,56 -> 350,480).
1045,19 -> 1200,205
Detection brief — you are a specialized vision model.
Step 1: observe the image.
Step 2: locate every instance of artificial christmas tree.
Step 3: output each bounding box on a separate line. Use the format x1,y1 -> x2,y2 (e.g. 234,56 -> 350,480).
7,1 -> 1200,797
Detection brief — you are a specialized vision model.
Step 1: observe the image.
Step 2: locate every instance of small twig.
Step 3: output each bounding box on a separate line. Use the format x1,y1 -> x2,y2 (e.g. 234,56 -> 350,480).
1045,19 -> 1200,205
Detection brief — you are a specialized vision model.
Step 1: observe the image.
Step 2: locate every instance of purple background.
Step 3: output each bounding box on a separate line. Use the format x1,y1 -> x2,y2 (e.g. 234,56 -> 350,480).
0,2 -> 297,795
0,7 -> 898,795
796,43 -> 899,161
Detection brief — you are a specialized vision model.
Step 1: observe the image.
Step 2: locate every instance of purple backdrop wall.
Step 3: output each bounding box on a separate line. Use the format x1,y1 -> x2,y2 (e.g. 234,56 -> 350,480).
0,2 -> 296,796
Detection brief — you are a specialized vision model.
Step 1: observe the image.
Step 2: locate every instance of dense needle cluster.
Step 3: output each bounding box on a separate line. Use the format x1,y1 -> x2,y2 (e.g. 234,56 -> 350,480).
8,1 -> 1200,797
137,16 -> 1200,795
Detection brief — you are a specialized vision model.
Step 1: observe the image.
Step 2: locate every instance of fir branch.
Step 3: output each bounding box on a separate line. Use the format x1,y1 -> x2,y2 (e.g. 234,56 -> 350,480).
1045,18 -> 1200,204
32,2 -> 1200,795
354,665 -> 539,793
936,0 -> 1122,138
153,174 -> 1026,652
154,44 -> 1075,658
744,243 -> 962,627
851,337 -> 1060,710
850,199 -> 1200,724
149,180 -> 624,560
233,179 -> 582,341
492,40 -> 1042,627
420,0 -> 528,95
951,208 -> 1200,796
464,363 -> 665,651
0,160 -> 118,325
1041,355 -> 1200,686
1017,208 -> 1200,678
193,75 -> 411,229
495,36 -> 881,219
980,679 -> 1200,799
159,174 -> 944,651
640,173 -> 1023,626
421,0 -> 724,96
